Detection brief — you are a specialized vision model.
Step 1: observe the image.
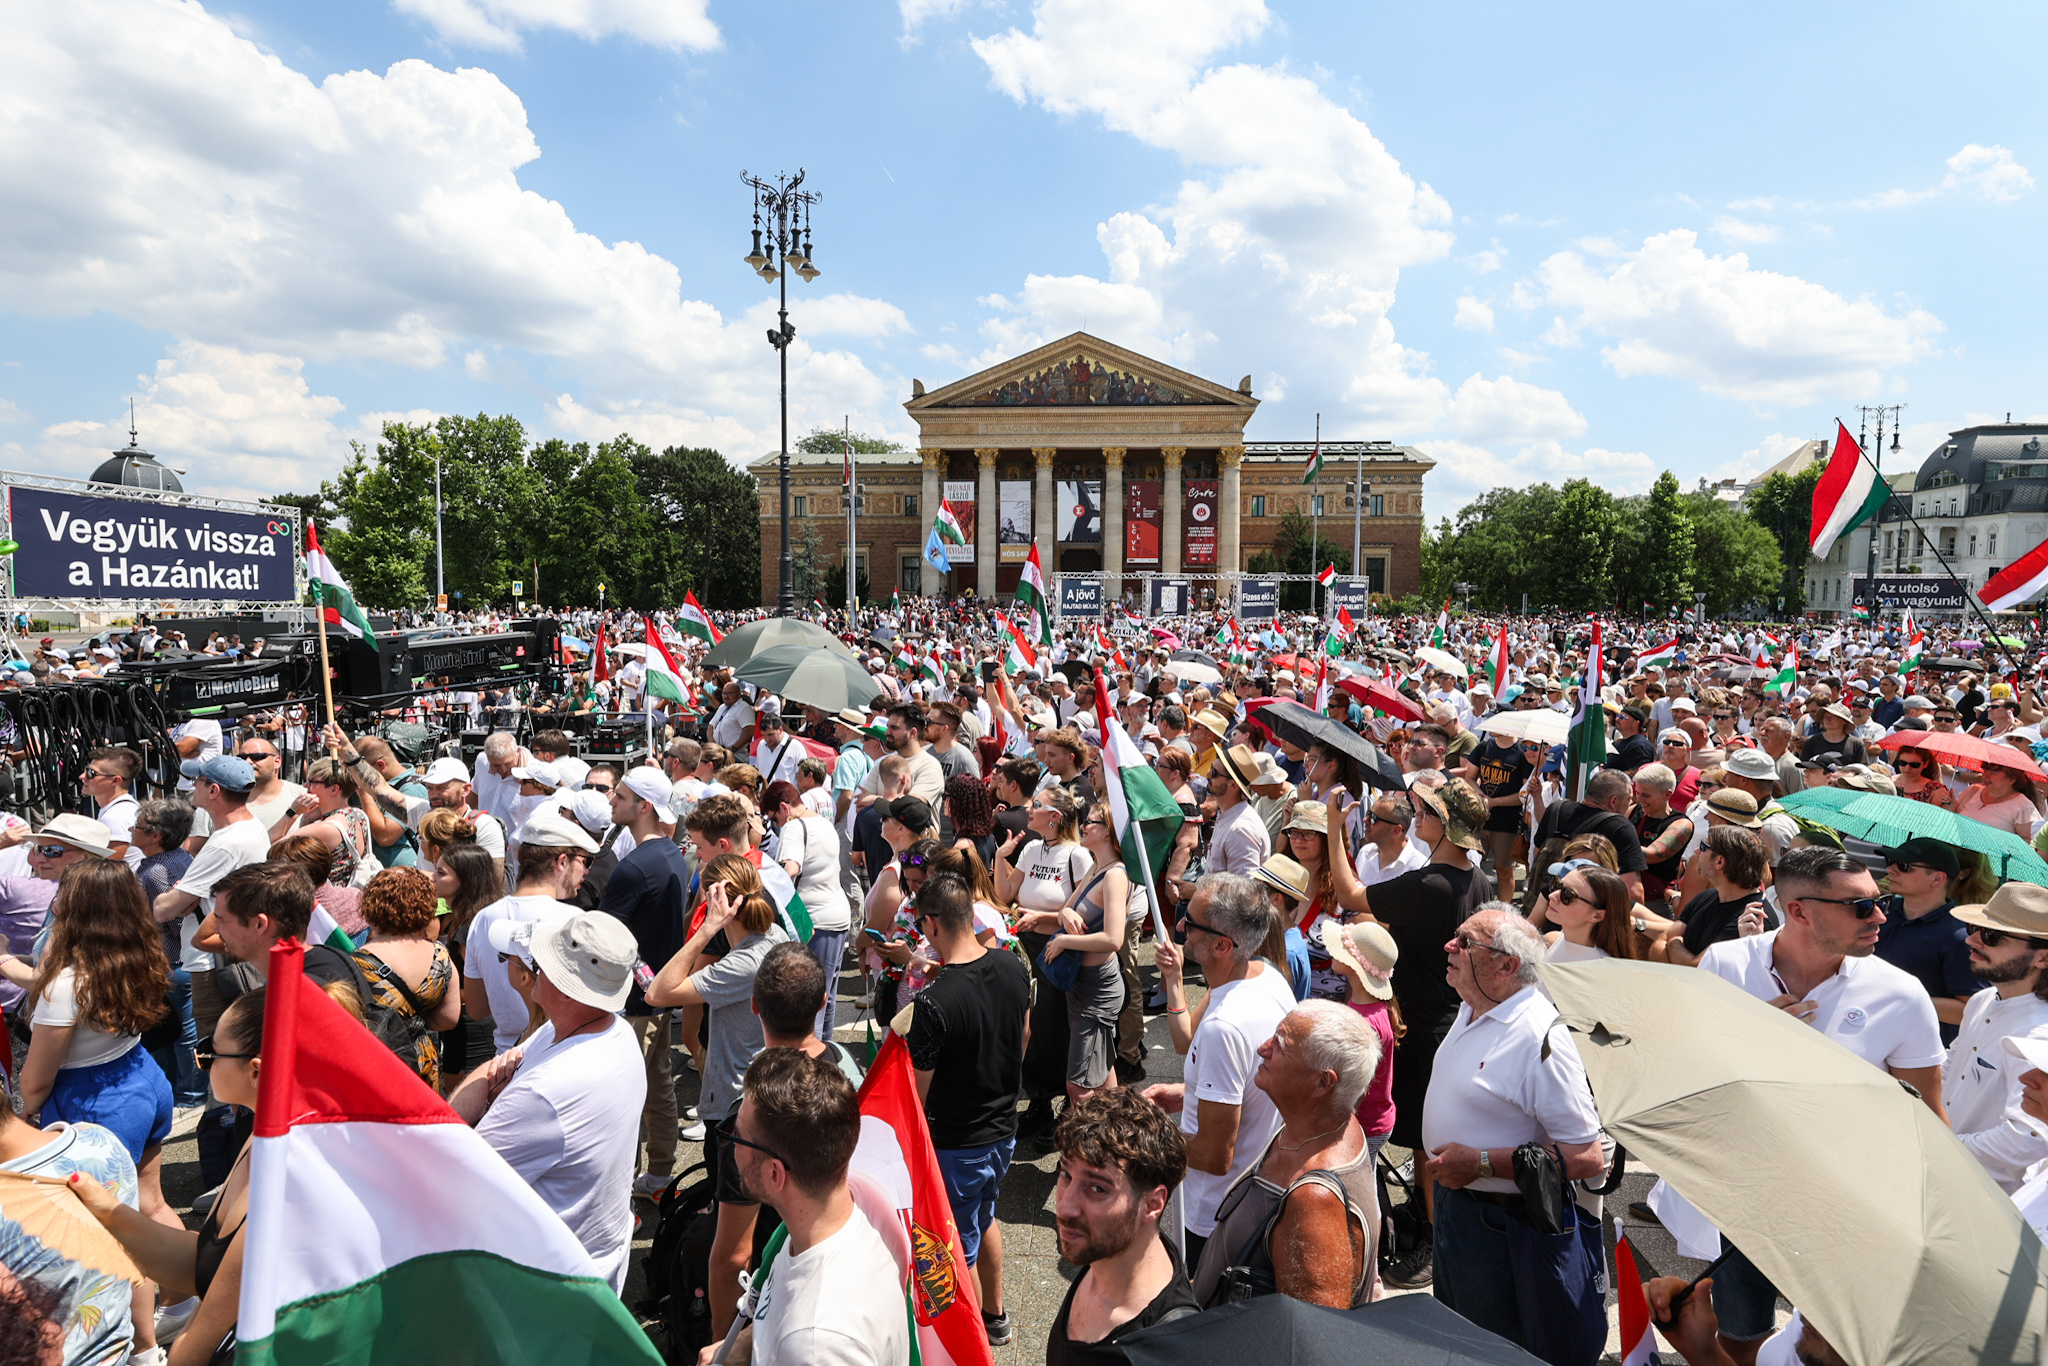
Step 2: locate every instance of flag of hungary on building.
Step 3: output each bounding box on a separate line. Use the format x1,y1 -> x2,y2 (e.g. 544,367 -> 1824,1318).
238,940 -> 663,1366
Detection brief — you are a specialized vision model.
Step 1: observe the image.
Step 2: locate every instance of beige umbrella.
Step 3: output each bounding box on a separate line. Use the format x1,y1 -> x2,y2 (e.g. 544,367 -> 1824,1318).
1413,645 -> 1467,678
1538,958 -> 2048,1366
0,1169 -> 141,1286
1476,709 -> 1568,746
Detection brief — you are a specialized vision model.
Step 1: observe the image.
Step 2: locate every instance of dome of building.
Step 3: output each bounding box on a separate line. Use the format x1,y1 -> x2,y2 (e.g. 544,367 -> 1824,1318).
89,410 -> 183,493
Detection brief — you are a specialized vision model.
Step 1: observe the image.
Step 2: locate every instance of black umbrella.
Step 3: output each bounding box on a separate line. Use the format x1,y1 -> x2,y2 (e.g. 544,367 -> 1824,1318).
1169,649 -> 1222,669
867,625 -> 898,648
1120,1291 -> 1545,1366
1248,699 -> 1407,791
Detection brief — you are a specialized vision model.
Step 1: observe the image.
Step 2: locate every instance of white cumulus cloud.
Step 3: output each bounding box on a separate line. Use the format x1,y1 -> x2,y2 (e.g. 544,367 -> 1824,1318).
1856,143 -> 2034,209
1537,229 -> 1942,407
1418,437 -> 1657,518
1453,296 -> 1494,333
1448,374 -> 1585,443
391,0 -> 718,52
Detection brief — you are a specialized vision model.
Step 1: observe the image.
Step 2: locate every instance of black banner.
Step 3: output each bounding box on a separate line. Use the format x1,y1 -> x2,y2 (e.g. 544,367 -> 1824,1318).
9,486 -> 296,602
1148,579 -> 1190,617
1238,579 -> 1279,619
1056,577 -> 1105,617
1852,575 -> 1970,611
1329,579 -> 1372,618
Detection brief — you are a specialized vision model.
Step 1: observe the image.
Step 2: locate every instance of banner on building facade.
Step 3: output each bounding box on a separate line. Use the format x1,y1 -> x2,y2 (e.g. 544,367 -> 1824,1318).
1185,480 -> 1218,566
7,484 -> 299,603
942,480 -> 976,566
1148,579 -> 1190,617
1237,579 -> 1279,620
1126,480 -> 1161,566
1057,576 -> 1104,617
1057,480 -> 1101,544
999,481 -> 1032,563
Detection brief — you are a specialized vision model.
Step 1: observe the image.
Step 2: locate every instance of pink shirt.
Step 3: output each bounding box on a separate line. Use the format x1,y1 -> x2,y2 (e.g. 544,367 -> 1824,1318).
1957,788 -> 2038,839
1346,999 -> 1398,1137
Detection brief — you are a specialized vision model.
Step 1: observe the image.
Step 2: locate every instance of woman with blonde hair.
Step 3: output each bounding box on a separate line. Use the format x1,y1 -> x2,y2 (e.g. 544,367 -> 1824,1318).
418,808 -> 479,868
281,756 -> 373,887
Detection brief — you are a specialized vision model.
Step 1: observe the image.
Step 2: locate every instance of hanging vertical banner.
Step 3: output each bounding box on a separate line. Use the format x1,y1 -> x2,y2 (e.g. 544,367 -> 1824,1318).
1185,480 -> 1218,566
999,481 -> 1032,563
1057,480 -> 1101,543
1126,480 -> 1161,566
942,480 -> 976,566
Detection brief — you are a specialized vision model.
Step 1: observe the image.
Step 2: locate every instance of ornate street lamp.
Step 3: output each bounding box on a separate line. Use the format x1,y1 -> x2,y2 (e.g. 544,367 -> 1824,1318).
742,169 -> 822,616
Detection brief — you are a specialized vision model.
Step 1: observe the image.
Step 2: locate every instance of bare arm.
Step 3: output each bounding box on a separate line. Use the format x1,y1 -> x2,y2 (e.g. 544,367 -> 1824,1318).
18,1023 -> 72,1118
1046,867 -> 1128,958
647,885 -> 740,1009
1271,1181 -> 1362,1309
461,973 -> 491,1024
1325,793 -> 1373,916
168,1227 -> 244,1366
1184,1098 -> 1242,1176
66,1172 -> 203,1297
1890,1064 -> 1950,1126
153,886 -> 200,924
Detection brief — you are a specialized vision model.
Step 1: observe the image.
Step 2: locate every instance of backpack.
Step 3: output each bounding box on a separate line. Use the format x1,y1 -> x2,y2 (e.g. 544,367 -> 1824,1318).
634,1160 -> 780,1363
305,944 -> 435,1083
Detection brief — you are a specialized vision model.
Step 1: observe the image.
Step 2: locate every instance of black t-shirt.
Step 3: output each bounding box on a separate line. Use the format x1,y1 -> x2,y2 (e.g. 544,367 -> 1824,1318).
1678,889 -> 1776,957
1612,732 -> 1656,773
994,803 -> 1032,844
1534,800 -> 1648,874
1799,733 -> 1867,766
1046,1236 -> 1200,1366
853,801 -> 893,885
1469,738 -> 1532,833
1634,809 -> 1687,883
1368,862 -> 1485,1030
597,837 -> 691,1016
904,947 -> 1033,1148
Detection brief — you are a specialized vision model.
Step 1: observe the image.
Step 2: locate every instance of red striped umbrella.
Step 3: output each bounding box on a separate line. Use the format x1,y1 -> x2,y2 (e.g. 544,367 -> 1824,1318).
1877,729 -> 2045,779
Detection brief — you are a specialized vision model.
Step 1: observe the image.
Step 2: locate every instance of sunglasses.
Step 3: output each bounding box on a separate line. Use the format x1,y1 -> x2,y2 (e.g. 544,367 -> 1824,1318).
238,751 -> 277,762
1799,894 -> 1886,920
1977,927 -> 2048,950
1454,932 -> 1508,956
1897,759 -> 1924,770
585,782 -> 615,793
898,852 -> 928,868
722,1126 -> 789,1169
1549,884 -> 1589,908
195,1035 -> 255,1069
83,768 -> 120,781
31,844 -> 73,859
1181,913 -> 1233,943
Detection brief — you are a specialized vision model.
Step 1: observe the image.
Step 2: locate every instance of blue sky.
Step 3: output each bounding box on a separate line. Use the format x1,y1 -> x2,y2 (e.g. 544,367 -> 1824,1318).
2,0 -> 2043,517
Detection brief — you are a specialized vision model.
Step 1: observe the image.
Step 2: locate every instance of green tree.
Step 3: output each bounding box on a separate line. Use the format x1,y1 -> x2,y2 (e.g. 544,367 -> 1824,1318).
823,560 -> 871,607
1636,471 -> 1696,612
1744,464 -> 1824,616
630,446 -> 761,611
528,437 -> 656,609
1687,494 -> 1782,616
795,427 -> 904,458
1548,480 -> 1620,611
1418,516 -> 1454,605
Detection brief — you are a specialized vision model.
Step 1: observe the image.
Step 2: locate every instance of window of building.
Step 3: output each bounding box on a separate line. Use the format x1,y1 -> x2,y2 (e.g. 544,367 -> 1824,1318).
1313,495 -> 1325,516
1250,494 -> 1266,517
903,494 -> 918,518
792,495 -> 807,516
1949,498 -> 1959,517
900,555 -> 921,594
1883,531 -> 1894,559
1940,529 -> 1957,557
1990,530 -> 1999,556
1970,534 -> 1978,557
1363,556 -> 1387,592
1372,494 -> 1384,516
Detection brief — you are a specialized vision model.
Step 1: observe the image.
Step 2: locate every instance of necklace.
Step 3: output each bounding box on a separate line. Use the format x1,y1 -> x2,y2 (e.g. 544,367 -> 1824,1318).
1274,1119 -> 1350,1154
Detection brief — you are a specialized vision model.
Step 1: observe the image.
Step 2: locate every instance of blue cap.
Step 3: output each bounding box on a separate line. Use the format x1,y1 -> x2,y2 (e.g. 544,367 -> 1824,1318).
1546,858 -> 1601,879
181,754 -> 256,792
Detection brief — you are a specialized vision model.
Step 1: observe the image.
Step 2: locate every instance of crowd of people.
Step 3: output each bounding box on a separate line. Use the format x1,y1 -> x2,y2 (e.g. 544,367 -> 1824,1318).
5,593 -> 2048,1365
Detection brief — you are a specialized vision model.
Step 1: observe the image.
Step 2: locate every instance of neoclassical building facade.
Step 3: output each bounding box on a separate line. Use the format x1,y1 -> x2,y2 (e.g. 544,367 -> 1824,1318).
752,332 -> 1431,608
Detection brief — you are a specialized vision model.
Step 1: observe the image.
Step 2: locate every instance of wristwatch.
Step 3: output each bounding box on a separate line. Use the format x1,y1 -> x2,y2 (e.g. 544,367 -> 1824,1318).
1477,1148 -> 1495,1180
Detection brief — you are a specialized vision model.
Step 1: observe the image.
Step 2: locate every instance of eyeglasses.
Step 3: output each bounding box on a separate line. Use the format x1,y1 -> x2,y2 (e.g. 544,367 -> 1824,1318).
1082,817 -> 1107,828
238,751 -> 277,762
1799,894 -> 1886,920
1886,861 -> 1934,875
1697,780 -> 1721,793
1181,913 -> 1233,944
195,1035 -> 255,1069
1454,932 -> 1508,956
83,768 -> 119,781
496,951 -> 536,970
723,1126 -> 789,1169
1977,927 -> 2048,950
31,844 -> 72,859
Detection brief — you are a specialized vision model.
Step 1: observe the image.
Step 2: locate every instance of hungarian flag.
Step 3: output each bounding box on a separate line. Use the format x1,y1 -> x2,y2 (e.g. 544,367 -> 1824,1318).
1000,614 -> 1039,676
238,940 -> 663,1366
811,597 -> 828,615
1614,1235 -> 1657,1366
1325,606 -> 1356,657
642,615 -> 693,710
1566,621 -> 1606,800
895,646 -> 917,673
677,591 -> 722,645
592,625 -> 610,683
934,505 -> 967,546
1015,543 -> 1053,646
1900,609 -> 1924,674
1311,654 -> 1332,712
840,1035 -> 996,1366
1811,419 -> 1888,559
1766,642 -> 1799,694
1484,623 -> 1511,689
1092,668 -> 1184,930
921,652 -> 946,685
756,857 -> 814,944
304,904 -> 356,953
1431,600 -> 1450,650
1981,535 -> 2048,612
1301,436 -> 1322,486
890,587 -> 903,612
304,522 -> 378,649
1636,636 -> 1680,671
1316,563 -> 1336,587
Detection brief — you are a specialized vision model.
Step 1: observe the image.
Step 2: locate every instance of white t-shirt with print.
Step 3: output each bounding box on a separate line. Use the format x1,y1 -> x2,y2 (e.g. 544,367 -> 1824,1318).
1181,962 -> 1296,1236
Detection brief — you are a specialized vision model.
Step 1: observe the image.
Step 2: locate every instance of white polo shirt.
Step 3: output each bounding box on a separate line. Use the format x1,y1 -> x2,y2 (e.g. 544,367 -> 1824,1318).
1355,836 -> 1428,886
1943,987 -> 2048,1192
1420,985 -> 1602,1195
1699,930 -> 1945,1073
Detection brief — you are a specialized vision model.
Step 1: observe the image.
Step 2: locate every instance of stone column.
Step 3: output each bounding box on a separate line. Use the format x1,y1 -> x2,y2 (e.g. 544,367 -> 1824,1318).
920,448 -> 945,597
975,448 -> 998,600
1161,447 -> 1185,579
1033,447 -> 1057,576
1220,446 -> 1244,595
1101,447 -> 1126,603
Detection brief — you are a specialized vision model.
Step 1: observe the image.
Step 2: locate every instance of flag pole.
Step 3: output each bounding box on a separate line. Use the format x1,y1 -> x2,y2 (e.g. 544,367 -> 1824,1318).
1310,412 -> 1320,621
313,575 -> 338,757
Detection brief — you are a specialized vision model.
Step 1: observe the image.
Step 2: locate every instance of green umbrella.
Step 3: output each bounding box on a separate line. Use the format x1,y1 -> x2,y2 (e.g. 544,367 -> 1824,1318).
1540,958 -> 2048,1366
1778,787 -> 2048,885
1995,634 -> 2028,649
700,618 -> 855,670
732,643 -> 880,715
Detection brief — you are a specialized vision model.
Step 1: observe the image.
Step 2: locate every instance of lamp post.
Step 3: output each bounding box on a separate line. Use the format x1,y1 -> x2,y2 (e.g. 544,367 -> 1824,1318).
1455,580 -> 1474,614
433,453 -> 445,623
742,168 -> 822,618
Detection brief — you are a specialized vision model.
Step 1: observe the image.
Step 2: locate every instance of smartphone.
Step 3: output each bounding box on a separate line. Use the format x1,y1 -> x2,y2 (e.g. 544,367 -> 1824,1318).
861,927 -> 890,942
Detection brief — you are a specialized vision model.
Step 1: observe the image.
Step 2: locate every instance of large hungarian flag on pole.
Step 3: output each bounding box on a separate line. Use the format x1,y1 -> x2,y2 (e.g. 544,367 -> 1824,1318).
1565,621 -> 1606,800
303,522 -> 377,648
592,624 -> 611,683
1980,535 -> 2048,612
1810,419 -> 1888,559
642,615 -> 692,710
847,1034 -> 995,1366
1635,636 -> 1680,671
1765,642 -> 1799,694
677,590 -> 722,645
1091,669 -> 1182,941
1614,1235 -> 1657,1366
1000,614 -> 1039,676
1325,606 -> 1356,657
934,505 -> 967,546
238,940 -> 662,1366
1900,609 -> 1924,674
1014,543 -> 1053,646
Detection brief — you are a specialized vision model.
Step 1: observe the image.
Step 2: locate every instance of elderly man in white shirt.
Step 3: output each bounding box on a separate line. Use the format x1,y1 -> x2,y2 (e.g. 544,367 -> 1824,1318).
1421,905 -> 1603,1354
1943,884 -> 2048,1192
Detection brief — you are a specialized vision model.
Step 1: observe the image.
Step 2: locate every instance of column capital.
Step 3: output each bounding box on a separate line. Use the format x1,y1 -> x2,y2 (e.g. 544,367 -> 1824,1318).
1219,445 -> 1244,468
1033,446 -> 1058,468
1162,446 -> 1187,468
921,447 -> 947,470
1101,446 -> 1128,468
975,447 -> 999,469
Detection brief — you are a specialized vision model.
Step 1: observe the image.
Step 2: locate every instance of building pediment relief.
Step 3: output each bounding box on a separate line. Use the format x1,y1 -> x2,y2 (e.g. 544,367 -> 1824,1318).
908,332 -> 1256,413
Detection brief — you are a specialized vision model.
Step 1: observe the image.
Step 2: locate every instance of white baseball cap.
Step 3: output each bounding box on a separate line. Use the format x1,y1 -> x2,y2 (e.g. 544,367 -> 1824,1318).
515,811 -> 599,853
511,761 -> 561,791
569,789 -> 613,834
621,767 -> 676,823
421,757 -> 471,785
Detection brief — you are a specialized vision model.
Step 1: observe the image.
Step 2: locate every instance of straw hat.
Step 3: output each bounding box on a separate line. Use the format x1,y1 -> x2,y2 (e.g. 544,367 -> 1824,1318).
1703,789 -> 1762,828
1252,854 -> 1313,905
1213,743 -> 1262,803
1954,883 -> 2048,940
1190,707 -> 1234,741
1321,919 -> 1398,1000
